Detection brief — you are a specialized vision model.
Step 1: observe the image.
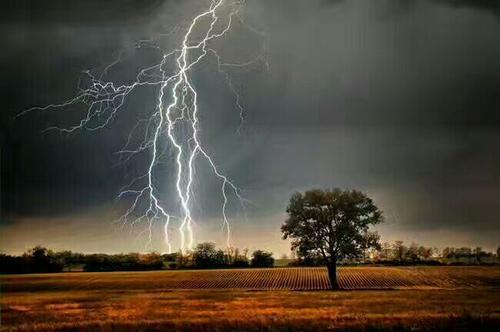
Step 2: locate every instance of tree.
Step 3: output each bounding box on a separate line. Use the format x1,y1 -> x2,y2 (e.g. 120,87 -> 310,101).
474,247 -> 486,263
417,246 -> 433,261
407,243 -> 419,262
26,246 -> 63,273
282,189 -> 383,289
228,248 -> 249,268
378,242 -> 392,261
192,242 -> 226,268
360,232 -> 381,262
442,247 -> 456,259
392,241 -> 407,262
250,250 -> 274,267
175,250 -> 192,269
139,252 -> 164,270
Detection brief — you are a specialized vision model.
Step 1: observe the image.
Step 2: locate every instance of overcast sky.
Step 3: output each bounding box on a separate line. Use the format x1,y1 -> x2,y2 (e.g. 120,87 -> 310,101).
1,0 -> 499,254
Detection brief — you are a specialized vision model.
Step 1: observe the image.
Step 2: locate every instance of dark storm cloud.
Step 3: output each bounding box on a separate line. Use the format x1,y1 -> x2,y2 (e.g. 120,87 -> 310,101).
239,0 -> 500,235
1,0 -> 499,252
0,0 -> 165,23
436,0 -> 500,19
245,0 -> 500,128
0,0 -> 178,217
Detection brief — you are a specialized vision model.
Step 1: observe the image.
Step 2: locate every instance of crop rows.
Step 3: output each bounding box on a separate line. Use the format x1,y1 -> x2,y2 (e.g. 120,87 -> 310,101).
165,266 -> 500,290
3,266 -> 498,292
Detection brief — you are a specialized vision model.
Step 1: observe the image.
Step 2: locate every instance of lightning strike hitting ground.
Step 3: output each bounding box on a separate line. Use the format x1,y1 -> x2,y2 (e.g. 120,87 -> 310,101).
18,0 -> 267,252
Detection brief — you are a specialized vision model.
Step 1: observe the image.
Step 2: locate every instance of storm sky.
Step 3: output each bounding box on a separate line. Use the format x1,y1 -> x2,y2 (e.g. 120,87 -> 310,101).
1,0 -> 499,254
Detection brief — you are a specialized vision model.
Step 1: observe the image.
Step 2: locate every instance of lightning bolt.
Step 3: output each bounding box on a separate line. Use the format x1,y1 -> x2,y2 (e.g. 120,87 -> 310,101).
17,0 -> 267,252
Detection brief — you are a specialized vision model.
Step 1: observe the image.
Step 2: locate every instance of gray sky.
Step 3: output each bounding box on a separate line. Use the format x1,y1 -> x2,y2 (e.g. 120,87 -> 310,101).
1,0 -> 500,254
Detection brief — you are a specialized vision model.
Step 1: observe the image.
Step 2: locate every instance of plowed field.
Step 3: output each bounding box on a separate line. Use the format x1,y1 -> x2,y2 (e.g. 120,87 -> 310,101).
3,266 -> 499,291
2,267 -> 499,331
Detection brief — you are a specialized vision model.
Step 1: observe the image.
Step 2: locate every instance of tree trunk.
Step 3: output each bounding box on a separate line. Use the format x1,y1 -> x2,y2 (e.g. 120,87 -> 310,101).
327,262 -> 340,290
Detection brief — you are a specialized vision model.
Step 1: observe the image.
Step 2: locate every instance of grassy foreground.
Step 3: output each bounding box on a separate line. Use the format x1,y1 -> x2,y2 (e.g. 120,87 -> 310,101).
1,267 -> 499,331
2,289 -> 499,331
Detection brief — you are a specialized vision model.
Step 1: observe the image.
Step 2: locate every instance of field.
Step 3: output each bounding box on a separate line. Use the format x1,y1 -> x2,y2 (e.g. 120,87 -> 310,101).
2,266 -> 500,331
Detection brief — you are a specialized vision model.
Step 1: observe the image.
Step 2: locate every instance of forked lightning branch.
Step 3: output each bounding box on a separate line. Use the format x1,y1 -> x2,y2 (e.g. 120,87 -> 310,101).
18,0 -> 266,253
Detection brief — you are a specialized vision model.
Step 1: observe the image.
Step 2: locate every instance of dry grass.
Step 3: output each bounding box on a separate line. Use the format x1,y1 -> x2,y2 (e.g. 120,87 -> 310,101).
1,267 -> 499,331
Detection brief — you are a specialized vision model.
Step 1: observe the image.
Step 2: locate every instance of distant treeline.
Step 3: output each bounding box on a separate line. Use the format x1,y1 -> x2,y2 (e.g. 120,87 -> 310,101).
0,243 -> 274,274
1,241 -> 499,274
292,241 -> 500,266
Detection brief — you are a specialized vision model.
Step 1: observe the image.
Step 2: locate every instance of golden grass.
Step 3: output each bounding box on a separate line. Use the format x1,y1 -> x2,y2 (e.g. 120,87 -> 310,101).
1,267 -> 499,331
2,289 -> 499,331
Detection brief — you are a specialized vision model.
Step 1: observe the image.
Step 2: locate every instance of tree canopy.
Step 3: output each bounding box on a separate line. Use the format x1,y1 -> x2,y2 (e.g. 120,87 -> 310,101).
282,188 -> 383,289
250,250 -> 275,268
